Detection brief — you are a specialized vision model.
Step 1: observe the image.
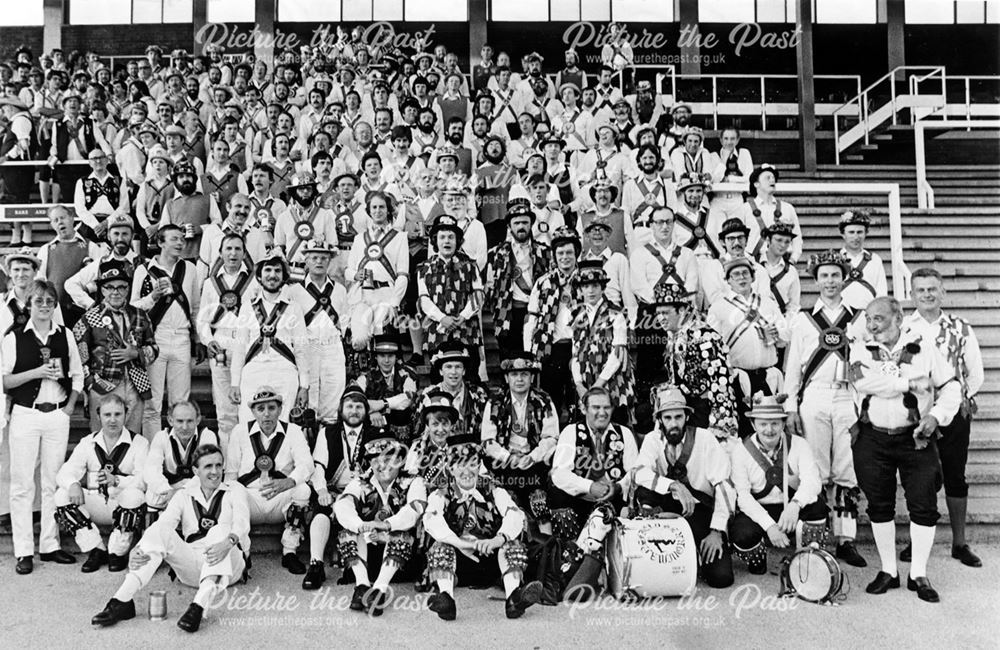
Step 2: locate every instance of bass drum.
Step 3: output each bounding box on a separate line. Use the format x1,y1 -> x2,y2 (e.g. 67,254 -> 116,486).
606,516 -> 697,599
781,545 -> 846,604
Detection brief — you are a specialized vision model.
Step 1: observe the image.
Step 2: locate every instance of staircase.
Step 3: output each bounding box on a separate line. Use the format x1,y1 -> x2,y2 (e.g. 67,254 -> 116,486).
779,163 -> 1000,539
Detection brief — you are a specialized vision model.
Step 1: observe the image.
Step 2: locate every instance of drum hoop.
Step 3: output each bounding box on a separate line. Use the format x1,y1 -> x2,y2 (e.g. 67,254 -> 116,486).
785,547 -> 843,604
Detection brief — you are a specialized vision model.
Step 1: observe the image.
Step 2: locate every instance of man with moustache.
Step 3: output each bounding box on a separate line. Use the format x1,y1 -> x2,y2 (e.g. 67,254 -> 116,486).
485,199 -> 552,358
621,145 -> 674,249
159,161 -> 222,262
198,193 -> 271,281
66,213 -> 143,311
274,172 -> 339,281
700,218 -> 771,308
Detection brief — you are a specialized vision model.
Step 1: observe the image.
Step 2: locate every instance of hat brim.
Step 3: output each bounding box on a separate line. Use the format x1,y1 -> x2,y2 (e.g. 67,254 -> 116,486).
422,404 -> 459,422
6,255 -> 40,269
248,395 -> 284,408
588,185 -> 619,202
747,410 -> 788,420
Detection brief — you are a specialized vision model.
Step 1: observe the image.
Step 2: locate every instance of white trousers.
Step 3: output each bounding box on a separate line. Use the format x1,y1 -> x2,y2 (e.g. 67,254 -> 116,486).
144,329 -> 192,439
245,482 -> 311,552
209,358 -> 238,451
800,384 -> 858,487
54,486 -> 145,555
9,406 -> 70,557
136,521 -> 245,588
303,337 -> 346,424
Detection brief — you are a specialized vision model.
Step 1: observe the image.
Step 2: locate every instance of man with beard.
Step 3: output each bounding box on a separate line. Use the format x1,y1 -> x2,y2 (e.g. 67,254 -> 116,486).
590,66 -> 623,122
73,149 -> 129,244
519,75 -> 557,132
633,384 -> 735,588
784,250 -> 867,567
274,172 -> 339,281
198,193 -> 271,282
665,103 -> 693,151
555,49 -> 588,95
196,233 -> 260,445
550,387 -> 639,601
356,335 -> 418,443
673,172 -> 721,270
481,352 -> 559,532
226,387 -> 313,575
476,135 -> 515,247
621,145 -> 674,248
73,260 -> 158,434
66,214 -> 142,311
143,401 -> 220,521
627,80 -> 665,132
442,117 -> 473,177
524,227 -> 581,419
132,225 -> 202,439
838,210 -> 888,311
302,385 -> 375,590
91,444 -> 248,633
287,239 -> 348,425
230,253 -> 310,422
37,205 -> 105,328
741,164 -> 803,263
485,199 -> 552,358
417,215 -> 484,372
159,161 -> 221,262
413,106 -> 442,162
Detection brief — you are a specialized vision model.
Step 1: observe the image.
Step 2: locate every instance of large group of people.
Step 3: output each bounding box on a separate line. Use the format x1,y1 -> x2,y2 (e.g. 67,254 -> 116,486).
0,23 -> 985,632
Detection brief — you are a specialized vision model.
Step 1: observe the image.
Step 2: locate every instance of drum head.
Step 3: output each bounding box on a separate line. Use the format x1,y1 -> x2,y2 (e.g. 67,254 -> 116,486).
789,551 -> 834,602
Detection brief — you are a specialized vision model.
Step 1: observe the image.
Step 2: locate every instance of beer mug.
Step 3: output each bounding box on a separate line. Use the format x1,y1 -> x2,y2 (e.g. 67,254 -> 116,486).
184,223 -> 196,239
215,349 -> 227,366
362,269 -> 375,291
48,358 -> 63,378
149,591 -> 167,620
158,278 -> 174,295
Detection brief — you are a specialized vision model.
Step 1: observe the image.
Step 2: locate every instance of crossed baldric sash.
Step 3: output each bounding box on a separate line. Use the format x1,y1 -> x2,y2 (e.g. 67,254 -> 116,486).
93,438 -> 131,500
558,108 -> 588,149
723,293 -> 767,350
842,251 -> 877,298
163,432 -> 202,484
303,280 -> 340,327
209,270 -> 252,332
286,203 -> 323,261
143,263 -> 192,329
358,228 -> 401,285
245,299 -> 295,365
644,243 -> 685,292
494,88 -> 518,122
797,306 -> 855,400
746,197 -> 785,258
674,206 -> 720,258
766,261 -> 793,314
631,177 -> 667,228
238,428 -> 288,486
186,489 -> 226,543
744,432 -> 793,500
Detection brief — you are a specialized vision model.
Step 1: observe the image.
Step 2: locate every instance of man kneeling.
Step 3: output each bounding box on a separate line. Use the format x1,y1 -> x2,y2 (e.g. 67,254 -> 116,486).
422,430 -> 543,621
91,444 -> 249,632
333,432 -> 426,616
729,394 -> 829,574
634,384 -> 735,588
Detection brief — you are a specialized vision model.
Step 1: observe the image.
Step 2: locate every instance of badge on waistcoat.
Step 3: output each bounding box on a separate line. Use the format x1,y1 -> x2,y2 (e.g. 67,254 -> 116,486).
820,327 -> 845,351
765,464 -> 783,486
296,221 -> 314,240
644,192 -> 657,205
337,214 -> 354,236
39,347 -> 51,362
220,291 -> 239,310
538,221 -> 549,233
255,454 -> 274,472
366,243 -> 384,260
693,226 -> 706,238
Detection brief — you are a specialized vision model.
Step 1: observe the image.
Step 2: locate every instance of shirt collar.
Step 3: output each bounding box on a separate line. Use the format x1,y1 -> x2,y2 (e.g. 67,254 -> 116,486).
95,428 -> 133,451
250,421 -> 286,438
22,319 -> 57,339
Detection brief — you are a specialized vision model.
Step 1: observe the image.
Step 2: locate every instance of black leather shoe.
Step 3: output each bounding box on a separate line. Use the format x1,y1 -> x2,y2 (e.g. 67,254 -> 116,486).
952,545 -> 982,568
350,585 -> 369,611
108,553 -> 128,572
363,588 -> 388,617
177,603 -> 204,632
428,592 -> 456,621
301,561 -> 326,590
836,541 -> 868,568
81,548 -> 108,573
281,553 -> 306,575
908,576 -> 940,603
865,571 -> 900,594
899,543 -> 912,562
505,580 -> 543,619
15,556 -> 33,575
40,549 -> 76,564
91,598 -> 136,626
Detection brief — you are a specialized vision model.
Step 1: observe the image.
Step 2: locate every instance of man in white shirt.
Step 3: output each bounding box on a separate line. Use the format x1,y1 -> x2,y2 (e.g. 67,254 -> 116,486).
579,216 -> 636,325
757,221 -> 801,319
838,210 -> 888,311
741,164 -> 803,262
901,268 -> 985,569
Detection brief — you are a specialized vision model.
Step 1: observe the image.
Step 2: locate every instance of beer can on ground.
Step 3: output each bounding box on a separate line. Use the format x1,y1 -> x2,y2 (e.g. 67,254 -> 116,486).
149,591 -> 168,620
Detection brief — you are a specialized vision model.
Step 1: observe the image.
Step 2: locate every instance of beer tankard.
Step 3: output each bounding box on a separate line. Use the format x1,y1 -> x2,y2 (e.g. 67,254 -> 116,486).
149,591 -> 167,620
184,223 -> 196,239
159,277 -> 174,296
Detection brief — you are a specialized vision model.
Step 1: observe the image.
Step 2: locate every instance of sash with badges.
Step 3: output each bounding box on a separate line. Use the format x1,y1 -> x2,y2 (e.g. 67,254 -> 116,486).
303,280 -> 339,327
577,422 -> 626,482
163,433 -> 199,484
238,428 -> 288,486
843,251 -> 876,297
245,299 -> 294,365
209,271 -> 252,331
286,203 -> 323,260
799,306 -> 855,398
675,207 -> 720,258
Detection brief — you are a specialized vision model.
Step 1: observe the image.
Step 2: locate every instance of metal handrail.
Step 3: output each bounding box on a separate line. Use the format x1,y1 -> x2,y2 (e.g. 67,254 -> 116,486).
914,119 -> 1000,209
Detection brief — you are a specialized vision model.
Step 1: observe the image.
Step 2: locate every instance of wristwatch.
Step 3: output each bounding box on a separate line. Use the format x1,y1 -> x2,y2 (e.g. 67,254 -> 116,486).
228,533 -> 239,546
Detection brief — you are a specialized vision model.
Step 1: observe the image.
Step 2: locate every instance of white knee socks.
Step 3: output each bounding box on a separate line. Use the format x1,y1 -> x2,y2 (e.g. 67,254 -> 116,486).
871,521 -> 897,577
309,516 -> 331,562
909,523 -> 935,579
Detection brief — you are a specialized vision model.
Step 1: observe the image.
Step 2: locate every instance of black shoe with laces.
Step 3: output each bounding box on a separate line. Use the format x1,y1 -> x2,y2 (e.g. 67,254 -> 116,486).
177,603 -> 204,632
281,553 -> 306,575
91,598 -> 136,627
301,560 -> 326,590
836,541 -> 868,567
81,548 -> 108,573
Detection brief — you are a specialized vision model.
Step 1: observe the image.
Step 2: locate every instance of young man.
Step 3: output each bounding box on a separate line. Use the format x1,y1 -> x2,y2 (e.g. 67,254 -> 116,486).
91,444 -> 248,633
484,198 -> 552,358
143,401 -> 220,520
423,432 -> 542,621
672,172 -> 721,265
634,384 -> 735,588
757,220 -> 801,320
902,268 -> 984,568
708,127 -> 753,222
287,239 -> 348,424
54,394 -> 149,573
729,394 -> 829,575
669,127 -> 713,181
225,387 -> 313,575
332,432 -> 425,616
741,164 -> 802,263
550,387 -> 639,601
570,260 -> 633,424
851,296 -> 961,603
838,210 -> 888,311
355,335 -> 418,443
132,225 -> 202,439
302,385 -> 375,590
621,145 -> 675,249
411,343 -> 491,445
417,214 -> 484,373
784,250 -> 867,567
3,280 -> 84,574
230,253 -> 310,422
1,248 -> 64,334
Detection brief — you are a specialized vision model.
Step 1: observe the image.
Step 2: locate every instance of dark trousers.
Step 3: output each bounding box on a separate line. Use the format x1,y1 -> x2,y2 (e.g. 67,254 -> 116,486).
634,487 -> 734,588
937,411 -> 971,498
729,500 -> 830,549
56,164 -> 88,204
0,168 -> 32,203
852,422 -> 942,527
495,304 -> 528,360
540,340 -> 573,418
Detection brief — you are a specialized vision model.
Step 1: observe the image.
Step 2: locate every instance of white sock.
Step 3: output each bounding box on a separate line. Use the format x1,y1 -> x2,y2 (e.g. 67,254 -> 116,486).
351,564 -> 369,586
502,573 -> 520,598
309,517 -> 331,563
113,574 -> 144,602
871,521 -> 897,577
194,577 -> 221,608
909,523 -> 936,579
372,565 -> 398,591
437,578 -> 454,596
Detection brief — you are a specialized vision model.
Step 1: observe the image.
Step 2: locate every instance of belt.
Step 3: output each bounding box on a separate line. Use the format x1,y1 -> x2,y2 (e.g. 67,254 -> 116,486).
864,421 -> 917,437
805,381 -> 850,391
512,300 -> 528,309
31,400 -> 68,413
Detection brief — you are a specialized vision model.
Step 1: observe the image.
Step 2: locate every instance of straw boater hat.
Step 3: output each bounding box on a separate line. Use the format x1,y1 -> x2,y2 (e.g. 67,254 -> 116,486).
301,238 -> 336,256
247,386 -> 283,409
147,145 -> 173,166
652,384 -> 692,416
806,249 -> 850,279
746,393 -> 789,420
838,210 -> 872,233
670,102 -> 692,114
500,351 -> 542,374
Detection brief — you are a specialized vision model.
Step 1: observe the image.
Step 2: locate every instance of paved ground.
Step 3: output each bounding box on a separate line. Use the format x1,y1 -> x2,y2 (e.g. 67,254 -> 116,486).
1,543 -> 997,649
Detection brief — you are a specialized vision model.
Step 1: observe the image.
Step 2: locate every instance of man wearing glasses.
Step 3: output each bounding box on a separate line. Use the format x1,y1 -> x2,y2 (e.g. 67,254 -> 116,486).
2,280 -> 84,575
73,259 -> 158,435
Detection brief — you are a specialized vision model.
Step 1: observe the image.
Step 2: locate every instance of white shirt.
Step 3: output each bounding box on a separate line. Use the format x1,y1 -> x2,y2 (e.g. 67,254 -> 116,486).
143,428 -> 220,495
741,196 -> 803,263
1,320 -> 84,404
230,292 -> 310,386
333,475 -> 426,534
56,428 -> 149,493
629,239 -> 699,302
731,433 -> 822,531
840,248 -> 888,311
707,291 -> 789,370
225,420 -> 313,487
154,478 -> 250,550
903,310 -> 984,399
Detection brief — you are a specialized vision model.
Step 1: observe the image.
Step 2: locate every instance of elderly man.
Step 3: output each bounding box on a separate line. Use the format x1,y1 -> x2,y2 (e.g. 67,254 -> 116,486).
225,386 -> 313,575
902,268 -> 985,568
65,213 -> 141,312
73,148 -> 129,243
634,384 -> 735,588
850,296 -> 961,603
